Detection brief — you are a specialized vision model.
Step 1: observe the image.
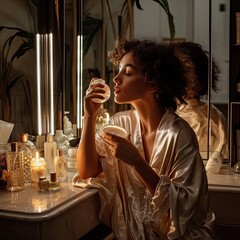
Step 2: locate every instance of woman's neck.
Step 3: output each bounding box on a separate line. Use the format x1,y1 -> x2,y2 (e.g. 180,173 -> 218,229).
133,101 -> 166,133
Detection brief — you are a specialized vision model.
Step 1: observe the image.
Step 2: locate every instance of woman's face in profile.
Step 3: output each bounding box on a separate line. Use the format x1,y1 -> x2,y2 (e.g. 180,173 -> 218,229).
113,52 -> 149,104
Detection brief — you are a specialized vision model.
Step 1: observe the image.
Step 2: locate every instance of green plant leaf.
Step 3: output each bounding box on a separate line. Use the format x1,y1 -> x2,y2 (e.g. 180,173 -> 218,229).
83,17 -> 102,56
135,0 -> 175,40
11,40 -> 34,61
153,0 -> 175,40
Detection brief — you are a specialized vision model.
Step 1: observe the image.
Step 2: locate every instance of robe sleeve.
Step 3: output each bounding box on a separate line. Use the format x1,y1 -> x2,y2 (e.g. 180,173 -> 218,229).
151,126 -> 211,239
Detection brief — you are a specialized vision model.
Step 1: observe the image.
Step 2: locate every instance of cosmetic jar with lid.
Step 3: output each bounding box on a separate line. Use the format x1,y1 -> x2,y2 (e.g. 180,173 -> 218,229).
86,78 -> 111,103
99,125 -> 129,139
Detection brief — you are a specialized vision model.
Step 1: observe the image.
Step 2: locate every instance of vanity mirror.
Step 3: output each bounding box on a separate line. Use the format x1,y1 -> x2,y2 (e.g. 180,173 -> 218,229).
0,0 -> 230,163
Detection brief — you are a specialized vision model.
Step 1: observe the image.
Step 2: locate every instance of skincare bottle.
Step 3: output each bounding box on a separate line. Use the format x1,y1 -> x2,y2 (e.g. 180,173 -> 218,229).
6,142 -> 24,192
54,149 -> 67,182
44,134 -> 57,174
48,172 -> 60,191
18,133 -> 36,185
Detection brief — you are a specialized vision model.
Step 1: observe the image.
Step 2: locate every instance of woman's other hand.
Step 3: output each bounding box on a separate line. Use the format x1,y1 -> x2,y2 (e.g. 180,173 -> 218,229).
103,132 -> 144,167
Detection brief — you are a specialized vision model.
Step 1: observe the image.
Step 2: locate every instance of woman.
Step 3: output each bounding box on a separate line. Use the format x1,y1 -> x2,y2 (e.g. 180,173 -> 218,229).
175,41 -> 228,161
74,38 -> 217,239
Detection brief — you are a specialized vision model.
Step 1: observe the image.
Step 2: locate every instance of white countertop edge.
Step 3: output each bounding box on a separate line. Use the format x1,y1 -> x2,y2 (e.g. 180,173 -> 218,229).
0,188 -> 99,222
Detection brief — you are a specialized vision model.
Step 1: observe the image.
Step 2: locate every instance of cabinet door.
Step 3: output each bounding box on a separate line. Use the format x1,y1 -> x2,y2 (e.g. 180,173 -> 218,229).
229,1 -> 240,166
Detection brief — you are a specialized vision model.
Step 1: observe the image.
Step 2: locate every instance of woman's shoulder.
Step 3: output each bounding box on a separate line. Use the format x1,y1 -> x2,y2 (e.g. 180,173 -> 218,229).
162,110 -> 197,137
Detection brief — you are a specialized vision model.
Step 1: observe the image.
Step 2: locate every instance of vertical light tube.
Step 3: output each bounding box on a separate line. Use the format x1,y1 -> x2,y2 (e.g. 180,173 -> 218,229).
76,0 -> 83,136
77,35 -> 83,131
36,0 -> 58,135
49,32 -> 54,133
36,33 -> 42,135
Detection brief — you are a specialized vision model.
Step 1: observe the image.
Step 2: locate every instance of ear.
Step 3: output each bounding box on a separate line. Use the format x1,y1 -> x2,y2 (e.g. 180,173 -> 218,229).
147,81 -> 158,94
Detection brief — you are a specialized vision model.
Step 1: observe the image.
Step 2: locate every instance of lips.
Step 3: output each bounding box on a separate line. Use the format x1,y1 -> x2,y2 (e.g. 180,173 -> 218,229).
114,87 -> 121,94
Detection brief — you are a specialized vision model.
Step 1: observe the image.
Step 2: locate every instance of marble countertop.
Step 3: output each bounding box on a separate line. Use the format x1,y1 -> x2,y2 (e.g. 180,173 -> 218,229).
1,164 -> 240,222
0,172 -> 98,221
207,164 -> 240,193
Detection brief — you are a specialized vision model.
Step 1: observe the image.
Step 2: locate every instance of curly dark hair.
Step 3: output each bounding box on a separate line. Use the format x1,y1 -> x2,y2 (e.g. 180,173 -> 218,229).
108,37 -> 188,111
172,41 -> 221,99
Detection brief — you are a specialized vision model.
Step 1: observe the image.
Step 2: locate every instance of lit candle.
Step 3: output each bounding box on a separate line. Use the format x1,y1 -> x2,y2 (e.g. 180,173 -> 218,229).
30,151 -> 46,182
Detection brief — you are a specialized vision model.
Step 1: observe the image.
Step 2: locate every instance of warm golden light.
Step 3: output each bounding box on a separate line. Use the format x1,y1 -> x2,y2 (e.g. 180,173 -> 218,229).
77,35 -> 83,131
36,33 -> 42,135
36,33 -> 55,135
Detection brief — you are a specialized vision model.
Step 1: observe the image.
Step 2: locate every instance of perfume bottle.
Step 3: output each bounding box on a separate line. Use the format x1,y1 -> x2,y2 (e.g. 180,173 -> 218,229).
6,142 -> 24,192
44,134 -> 57,174
19,133 -> 36,185
48,172 -> 60,191
54,149 -> 67,182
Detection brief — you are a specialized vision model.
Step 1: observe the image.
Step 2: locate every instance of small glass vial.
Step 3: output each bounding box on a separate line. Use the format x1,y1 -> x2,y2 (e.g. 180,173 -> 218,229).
48,172 -> 60,191
86,78 -> 111,103
38,176 -> 49,191
54,149 -> 67,182
6,142 -> 24,192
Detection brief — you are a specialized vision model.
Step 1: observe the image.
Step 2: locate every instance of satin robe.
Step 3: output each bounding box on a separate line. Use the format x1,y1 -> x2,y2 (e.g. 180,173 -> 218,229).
73,110 -> 217,240
177,99 -> 228,159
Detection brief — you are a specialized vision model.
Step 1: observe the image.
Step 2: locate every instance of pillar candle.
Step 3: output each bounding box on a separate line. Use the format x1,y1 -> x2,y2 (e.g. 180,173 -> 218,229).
30,151 -> 46,182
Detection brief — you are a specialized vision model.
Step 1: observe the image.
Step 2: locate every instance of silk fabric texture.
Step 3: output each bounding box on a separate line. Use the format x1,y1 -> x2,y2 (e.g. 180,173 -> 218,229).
73,110 -> 216,239
177,99 -> 228,159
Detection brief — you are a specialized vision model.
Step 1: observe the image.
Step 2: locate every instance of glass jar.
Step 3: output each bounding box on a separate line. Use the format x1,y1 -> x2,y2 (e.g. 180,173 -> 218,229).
98,125 -> 129,139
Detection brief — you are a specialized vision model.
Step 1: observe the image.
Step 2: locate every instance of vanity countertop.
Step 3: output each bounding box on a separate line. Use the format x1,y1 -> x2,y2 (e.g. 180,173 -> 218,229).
207,164 -> 240,193
0,172 -> 100,240
0,180 -> 98,221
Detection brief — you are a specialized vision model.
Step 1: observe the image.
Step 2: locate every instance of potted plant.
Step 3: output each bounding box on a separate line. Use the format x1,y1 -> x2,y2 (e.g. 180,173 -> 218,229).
0,26 -> 35,122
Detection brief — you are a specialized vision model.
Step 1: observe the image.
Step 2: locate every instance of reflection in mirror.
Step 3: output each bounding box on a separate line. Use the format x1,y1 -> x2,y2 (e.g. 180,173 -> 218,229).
192,0 -> 229,161
0,0 -> 230,162
175,41 -> 228,161
0,0 -> 37,141
0,0 -> 65,141
133,0 -> 229,161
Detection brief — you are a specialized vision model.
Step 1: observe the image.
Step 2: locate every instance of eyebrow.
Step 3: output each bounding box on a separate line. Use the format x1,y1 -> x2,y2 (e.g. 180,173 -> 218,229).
119,63 -> 139,71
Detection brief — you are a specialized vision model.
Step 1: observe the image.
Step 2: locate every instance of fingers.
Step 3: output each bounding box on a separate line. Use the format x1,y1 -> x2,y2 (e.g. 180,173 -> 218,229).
86,78 -> 105,95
